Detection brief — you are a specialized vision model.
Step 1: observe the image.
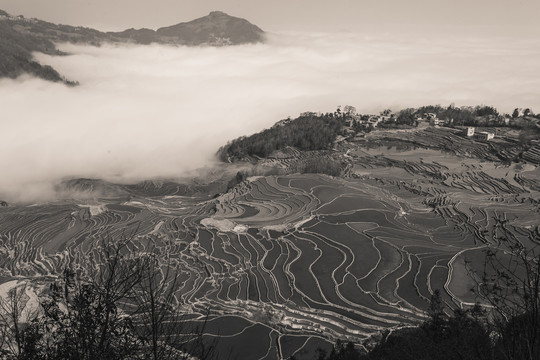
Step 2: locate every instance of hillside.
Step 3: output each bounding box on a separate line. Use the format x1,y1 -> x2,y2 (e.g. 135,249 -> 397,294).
219,113 -> 343,161
1,105 -> 539,359
110,11 -> 264,46
0,20 -> 72,83
0,10 -> 265,82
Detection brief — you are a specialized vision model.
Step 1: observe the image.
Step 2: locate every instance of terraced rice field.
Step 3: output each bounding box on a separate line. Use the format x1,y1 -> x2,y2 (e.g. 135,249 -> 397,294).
1,130 -> 539,358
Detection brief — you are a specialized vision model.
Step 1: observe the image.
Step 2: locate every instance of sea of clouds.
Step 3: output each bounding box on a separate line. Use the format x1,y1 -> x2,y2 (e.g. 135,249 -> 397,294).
1,31 -> 539,202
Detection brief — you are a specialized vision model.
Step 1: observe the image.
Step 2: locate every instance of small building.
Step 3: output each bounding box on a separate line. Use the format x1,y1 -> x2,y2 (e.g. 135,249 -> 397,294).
464,127 -> 475,137
473,131 -> 495,141
368,116 -> 382,128
272,118 -> 291,128
423,113 -> 440,126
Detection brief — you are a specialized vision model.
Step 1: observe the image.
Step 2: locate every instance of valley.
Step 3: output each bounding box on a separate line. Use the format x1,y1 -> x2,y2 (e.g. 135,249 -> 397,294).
1,117 -> 539,359
2,1 -> 539,358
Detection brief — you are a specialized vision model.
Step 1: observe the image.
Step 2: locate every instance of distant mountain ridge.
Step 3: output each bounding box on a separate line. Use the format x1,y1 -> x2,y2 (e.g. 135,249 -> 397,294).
0,10 -> 265,83
114,11 -> 264,46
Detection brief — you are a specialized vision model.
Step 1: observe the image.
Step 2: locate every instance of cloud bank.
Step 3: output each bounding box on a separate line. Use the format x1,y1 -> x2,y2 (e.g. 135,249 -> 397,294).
1,32 -> 539,202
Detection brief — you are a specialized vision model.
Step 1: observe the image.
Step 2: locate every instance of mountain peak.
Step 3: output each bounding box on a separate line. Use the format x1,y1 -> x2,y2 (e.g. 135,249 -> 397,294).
208,11 -> 228,17
156,11 -> 264,45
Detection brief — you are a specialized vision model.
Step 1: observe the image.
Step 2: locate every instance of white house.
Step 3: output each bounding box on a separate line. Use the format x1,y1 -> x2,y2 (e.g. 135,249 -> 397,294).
429,118 -> 441,126
474,131 -> 495,141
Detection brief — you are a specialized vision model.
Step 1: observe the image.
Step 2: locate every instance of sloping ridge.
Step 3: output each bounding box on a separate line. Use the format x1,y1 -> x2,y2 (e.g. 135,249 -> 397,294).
0,21 -> 65,82
0,9 -> 265,83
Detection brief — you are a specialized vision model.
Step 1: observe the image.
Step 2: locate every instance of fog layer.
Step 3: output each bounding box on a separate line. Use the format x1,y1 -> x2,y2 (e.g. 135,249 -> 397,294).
1,32 -> 539,202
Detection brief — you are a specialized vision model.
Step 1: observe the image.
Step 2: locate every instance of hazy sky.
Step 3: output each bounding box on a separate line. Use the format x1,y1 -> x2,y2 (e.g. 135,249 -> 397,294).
0,0 -> 539,36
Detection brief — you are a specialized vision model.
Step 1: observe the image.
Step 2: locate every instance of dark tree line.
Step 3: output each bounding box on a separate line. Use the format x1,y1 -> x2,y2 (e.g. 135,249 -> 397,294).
395,108 -> 417,126
295,157 -> 344,177
312,292 -> 491,360
219,113 -> 343,161
414,104 -> 500,126
401,104 -> 503,127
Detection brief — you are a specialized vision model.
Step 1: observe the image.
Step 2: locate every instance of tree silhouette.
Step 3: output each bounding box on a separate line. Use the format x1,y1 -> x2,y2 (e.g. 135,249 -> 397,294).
0,233 -> 218,360
468,235 -> 540,360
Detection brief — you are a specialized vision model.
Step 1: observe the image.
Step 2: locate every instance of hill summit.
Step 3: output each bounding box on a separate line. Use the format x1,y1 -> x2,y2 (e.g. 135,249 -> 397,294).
155,11 -> 264,45
112,11 -> 265,46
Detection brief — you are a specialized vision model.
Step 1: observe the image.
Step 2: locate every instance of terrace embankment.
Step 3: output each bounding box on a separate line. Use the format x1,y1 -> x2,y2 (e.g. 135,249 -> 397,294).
1,125 -> 539,359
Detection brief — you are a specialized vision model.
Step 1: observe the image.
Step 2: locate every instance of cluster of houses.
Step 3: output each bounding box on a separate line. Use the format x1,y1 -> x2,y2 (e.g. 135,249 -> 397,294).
286,110 -> 498,143
420,112 -> 513,128
418,113 -> 496,140
0,13 -> 37,23
343,113 -> 394,129
417,112 -> 452,126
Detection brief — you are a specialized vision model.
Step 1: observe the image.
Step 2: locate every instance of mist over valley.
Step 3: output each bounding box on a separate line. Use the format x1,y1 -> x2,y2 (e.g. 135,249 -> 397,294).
1,28 -> 539,202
